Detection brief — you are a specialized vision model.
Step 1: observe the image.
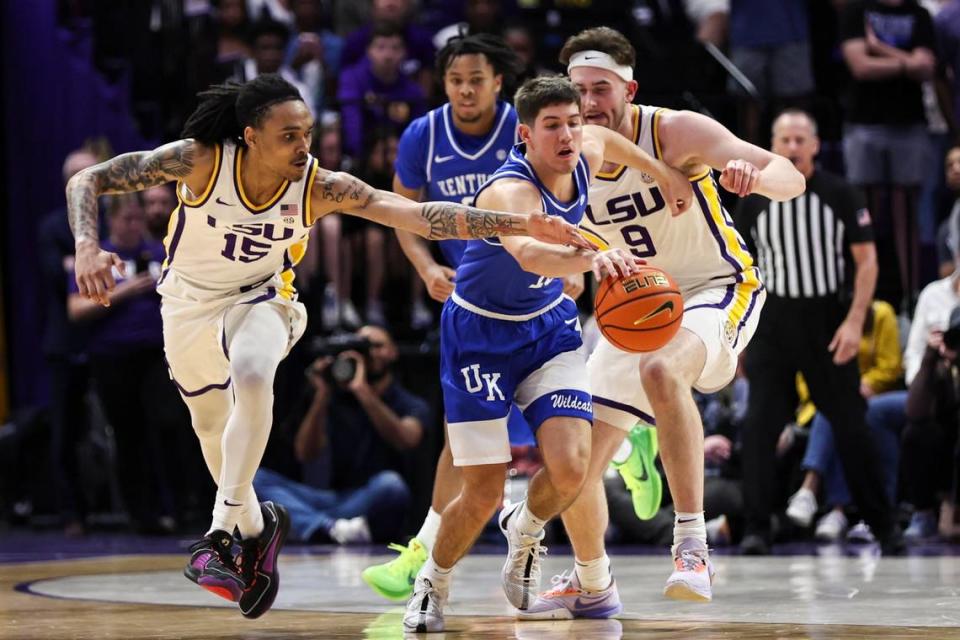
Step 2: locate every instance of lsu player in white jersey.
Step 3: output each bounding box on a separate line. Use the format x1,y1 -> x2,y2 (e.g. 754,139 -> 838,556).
518,28 -> 806,618
67,74 -> 590,620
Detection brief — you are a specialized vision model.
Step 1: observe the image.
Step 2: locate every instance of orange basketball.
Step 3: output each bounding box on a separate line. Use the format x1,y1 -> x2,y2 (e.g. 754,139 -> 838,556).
594,267 -> 684,353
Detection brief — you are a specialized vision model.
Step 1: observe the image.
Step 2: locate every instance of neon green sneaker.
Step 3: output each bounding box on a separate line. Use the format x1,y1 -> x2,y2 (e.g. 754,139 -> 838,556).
361,538 -> 428,601
611,423 -> 662,520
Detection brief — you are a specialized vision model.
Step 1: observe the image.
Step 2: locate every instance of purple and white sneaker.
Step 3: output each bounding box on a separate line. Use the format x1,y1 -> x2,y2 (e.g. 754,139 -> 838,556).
236,501 -> 290,618
663,537 -> 715,602
184,529 -> 245,602
517,570 -> 622,620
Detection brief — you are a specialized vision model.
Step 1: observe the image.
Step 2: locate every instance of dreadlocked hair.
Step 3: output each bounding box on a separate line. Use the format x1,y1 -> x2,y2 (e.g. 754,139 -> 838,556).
436,33 -> 524,97
181,74 -> 304,145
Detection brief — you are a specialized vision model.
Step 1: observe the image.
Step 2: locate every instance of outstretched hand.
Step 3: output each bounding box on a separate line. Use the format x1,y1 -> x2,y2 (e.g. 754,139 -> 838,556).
527,212 -> 596,251
74,243 -> 126,307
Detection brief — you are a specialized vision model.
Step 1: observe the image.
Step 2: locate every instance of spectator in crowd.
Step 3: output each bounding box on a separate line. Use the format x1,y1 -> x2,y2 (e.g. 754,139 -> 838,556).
840,0 -> 937,309
736,109 -> 902,555
432,0 -> 503,49
66,194 -> 177,533
785,299 -> 907,542
248,0 -> 296,25
503,22 -> 551,86
727,0 -> 814,144
232,18 -> 317,115
142,184 -> 176,242
935,0 -> 960,128
213,0 -> 252,66
337,22 -> 426,160
254,324 -> 430,543
341,0 -> 436,87
285,0 -> 345,114
38,148 -> 101,536
937,144 -> 960,277
900,213 -> 960,539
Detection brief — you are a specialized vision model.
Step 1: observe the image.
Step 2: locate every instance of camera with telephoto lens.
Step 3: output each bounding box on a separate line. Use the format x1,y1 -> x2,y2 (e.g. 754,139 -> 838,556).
943,306 -> 960,354
308,334 -> 371,385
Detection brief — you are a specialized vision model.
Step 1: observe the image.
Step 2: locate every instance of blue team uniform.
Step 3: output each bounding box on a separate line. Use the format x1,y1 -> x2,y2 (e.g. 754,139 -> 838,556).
394,101 -> 537,447
394,101 -> 518,267
440,144 -> 593,466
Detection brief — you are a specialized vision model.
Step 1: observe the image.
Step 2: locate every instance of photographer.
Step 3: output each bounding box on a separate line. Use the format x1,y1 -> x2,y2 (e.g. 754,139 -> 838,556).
254,324 -> 430,543
901,305 -> 960,540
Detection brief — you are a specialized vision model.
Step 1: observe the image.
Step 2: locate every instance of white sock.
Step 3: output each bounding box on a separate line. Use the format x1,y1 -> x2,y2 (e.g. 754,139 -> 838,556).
208,489 -> 246,535
575,554 -> 611,592
416,508 -> 442,552
673,511 -> 707,549
611,438 -> 632,464
421,554 -> 453,592
517,502 -> 547,538
236,486 -> 264,539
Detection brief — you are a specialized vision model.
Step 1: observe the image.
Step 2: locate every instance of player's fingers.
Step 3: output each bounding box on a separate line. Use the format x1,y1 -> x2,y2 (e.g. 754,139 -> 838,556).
827,334 -> 839,352
602,254 -> 618,278
91,278 -> 109,307
76,276 -> 90,300
111,254 -> 126,276
592,260 -> 602,282
741,166 -> 758,197
732,163 -> 744,194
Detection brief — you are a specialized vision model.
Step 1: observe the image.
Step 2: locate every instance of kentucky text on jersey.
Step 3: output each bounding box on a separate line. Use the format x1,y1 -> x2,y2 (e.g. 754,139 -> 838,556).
394,101 -> 518,267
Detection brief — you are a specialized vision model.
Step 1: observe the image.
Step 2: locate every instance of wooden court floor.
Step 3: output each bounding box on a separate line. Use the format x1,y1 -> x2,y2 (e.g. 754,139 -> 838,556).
4,551 -> 960,639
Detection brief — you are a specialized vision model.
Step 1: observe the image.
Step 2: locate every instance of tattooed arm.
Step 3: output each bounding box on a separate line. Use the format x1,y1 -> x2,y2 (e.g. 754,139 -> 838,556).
67,139 -> 214,305
309,170 -> 593,247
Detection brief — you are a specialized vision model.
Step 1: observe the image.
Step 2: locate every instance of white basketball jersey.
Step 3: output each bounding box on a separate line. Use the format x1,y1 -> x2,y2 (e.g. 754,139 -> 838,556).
583,105 -> 760,296
158,141 -> 318,299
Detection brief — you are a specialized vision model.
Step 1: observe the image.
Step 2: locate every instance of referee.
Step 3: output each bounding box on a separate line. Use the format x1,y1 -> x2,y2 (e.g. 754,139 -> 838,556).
735,109 -> 901,554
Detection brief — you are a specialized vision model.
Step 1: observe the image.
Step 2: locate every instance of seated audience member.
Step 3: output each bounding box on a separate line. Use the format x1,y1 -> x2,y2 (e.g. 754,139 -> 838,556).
142,184 -> 176,243
67,194 -> 178,533
901,301 -> 960,541
937,146 -> 960,278
214,0 -> 253,66
341,0 -> 436,84
786,300 -> 907,542
337,22 -> 426,160
232,18 -> 317,115
286,0 -> 345,110
254,325 -> 431,543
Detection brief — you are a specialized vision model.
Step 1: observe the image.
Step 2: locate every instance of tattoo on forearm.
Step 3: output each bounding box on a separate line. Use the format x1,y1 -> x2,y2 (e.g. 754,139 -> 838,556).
67,141 -> 196,242
319,171 -> 375,208
421,203 -> 525,240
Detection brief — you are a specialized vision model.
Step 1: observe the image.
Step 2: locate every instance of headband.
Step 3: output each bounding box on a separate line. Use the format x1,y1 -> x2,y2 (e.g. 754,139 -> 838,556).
566,50 -> 633,82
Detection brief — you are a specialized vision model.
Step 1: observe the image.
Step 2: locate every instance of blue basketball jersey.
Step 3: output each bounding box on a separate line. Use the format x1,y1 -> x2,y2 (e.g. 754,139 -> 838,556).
394,101 -> 518,267
452,143 -> 591,317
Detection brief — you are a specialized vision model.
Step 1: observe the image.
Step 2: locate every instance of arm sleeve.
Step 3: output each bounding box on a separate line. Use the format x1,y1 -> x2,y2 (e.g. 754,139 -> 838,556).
394,117 -> 428,190
839,2 -> 866,43
840,183 -> 874,244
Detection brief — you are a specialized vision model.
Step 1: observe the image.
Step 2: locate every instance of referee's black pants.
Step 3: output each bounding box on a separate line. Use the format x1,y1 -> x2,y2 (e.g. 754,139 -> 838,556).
741,295 -> 895,541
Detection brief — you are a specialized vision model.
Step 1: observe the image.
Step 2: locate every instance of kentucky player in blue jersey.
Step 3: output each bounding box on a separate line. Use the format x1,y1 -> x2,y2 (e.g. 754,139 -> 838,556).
363,35 -> 559,602
403,75 -> 693,633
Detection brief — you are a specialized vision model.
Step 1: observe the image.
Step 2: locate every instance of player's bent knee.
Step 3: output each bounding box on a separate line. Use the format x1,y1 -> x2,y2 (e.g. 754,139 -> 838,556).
639,357 -> 682,399
461,473 -> 505,514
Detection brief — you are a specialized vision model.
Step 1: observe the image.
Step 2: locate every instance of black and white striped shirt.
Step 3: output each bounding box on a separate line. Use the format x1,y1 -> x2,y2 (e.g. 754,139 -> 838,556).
735,170 -> 874,299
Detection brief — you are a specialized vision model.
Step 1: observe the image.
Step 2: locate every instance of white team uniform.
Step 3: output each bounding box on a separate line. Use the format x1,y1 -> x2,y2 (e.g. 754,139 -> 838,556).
157,141 -> 318,396
583,105 -> 766,430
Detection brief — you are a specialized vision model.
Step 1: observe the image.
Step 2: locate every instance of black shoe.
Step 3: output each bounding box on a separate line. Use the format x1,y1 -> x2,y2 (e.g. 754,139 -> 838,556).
184,529 -> 245,602
739,533 -> 770,556
880,528 -> 906,556
237,501 -> 290,619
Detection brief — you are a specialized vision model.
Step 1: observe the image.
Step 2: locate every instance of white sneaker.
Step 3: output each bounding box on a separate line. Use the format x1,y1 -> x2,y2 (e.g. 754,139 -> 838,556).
403,575 -> 447,633
411,300 -> 434,330
341,299 -> 362,329
663,537 -> 715,602
329,516 -> 371,544
786,488 -> 818,528
815,510 -> 849,542
846,520 -> 876,544
498,502 -> 546,610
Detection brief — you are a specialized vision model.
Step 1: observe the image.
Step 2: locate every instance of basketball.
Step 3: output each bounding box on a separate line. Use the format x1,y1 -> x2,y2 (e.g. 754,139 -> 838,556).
594,267 -> 684,353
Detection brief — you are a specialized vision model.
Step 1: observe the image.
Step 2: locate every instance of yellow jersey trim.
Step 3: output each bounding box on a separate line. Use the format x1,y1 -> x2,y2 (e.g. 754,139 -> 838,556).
179,143 -> 221,207
594,105 -> 641,183
235,146 -> 290,212
304,159 -> 320,226
652,108 -> 670,161
579,226 -> 610,251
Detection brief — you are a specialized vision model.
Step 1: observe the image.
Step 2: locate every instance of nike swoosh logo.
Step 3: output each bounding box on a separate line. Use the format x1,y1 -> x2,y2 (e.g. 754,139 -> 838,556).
223,499 -> 243,507
215,196 -> 235,206
636,455 -> 649,482
634,300 -> 674,325
434,155 -> 455,164
583,55 -> 600,60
